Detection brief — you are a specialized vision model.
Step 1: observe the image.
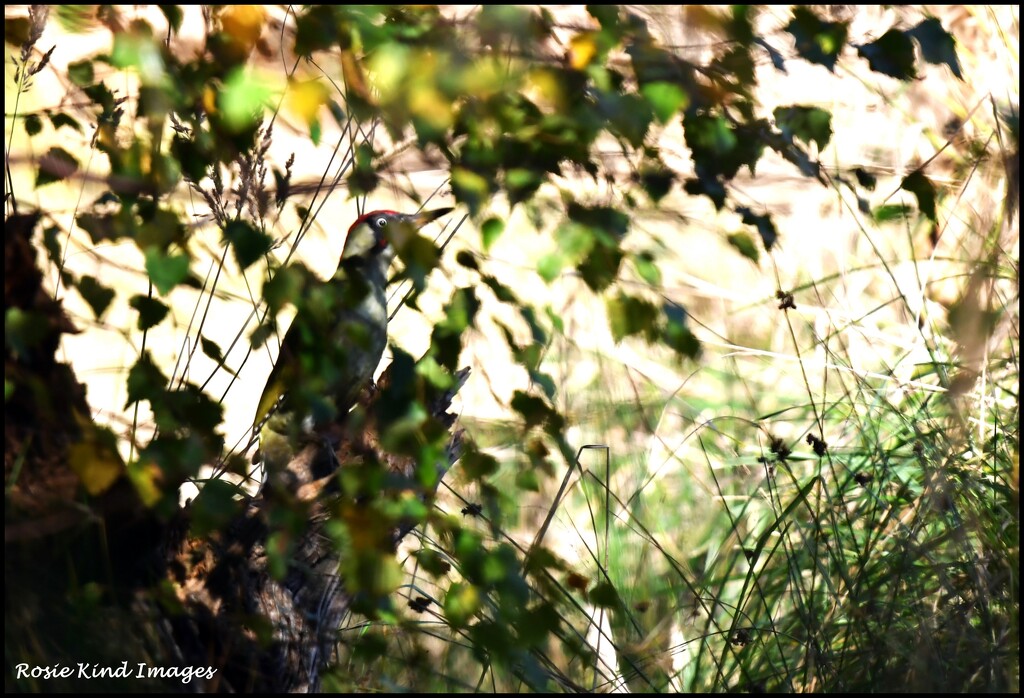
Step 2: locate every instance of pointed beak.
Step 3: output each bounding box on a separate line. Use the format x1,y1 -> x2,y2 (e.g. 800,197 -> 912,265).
405,207 -> 453,228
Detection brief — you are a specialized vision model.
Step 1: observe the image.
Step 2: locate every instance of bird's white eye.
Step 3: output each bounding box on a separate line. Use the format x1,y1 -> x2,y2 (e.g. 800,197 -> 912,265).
375,217 -> 388,228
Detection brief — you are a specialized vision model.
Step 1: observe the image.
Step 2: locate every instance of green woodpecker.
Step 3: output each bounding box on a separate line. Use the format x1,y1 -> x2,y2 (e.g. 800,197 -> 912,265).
252,207 -> 452,469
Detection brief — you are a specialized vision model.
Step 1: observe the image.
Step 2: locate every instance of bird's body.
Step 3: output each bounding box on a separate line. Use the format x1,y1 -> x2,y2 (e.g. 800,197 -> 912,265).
251,207 -> 451,472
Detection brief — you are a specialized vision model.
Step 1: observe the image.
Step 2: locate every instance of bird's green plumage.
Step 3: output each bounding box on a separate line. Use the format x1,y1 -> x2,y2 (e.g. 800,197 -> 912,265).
250,207 -> 451,472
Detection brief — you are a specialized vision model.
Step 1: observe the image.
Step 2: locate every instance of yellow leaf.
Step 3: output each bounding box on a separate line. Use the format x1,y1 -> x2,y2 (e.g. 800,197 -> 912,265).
68,412 -> 125,496
221,5 -> 266,51
127,460 -> 164,507
340,49 -> 376,105
568,32 -> 598,70
286,77 -> 329,126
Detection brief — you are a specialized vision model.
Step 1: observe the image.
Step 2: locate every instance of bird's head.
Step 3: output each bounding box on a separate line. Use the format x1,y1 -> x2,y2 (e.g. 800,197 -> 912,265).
341,207 -> 453,265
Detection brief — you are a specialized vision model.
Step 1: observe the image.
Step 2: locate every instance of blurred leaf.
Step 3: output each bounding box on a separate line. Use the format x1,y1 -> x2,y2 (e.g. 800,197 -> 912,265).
23,114 -> 42,136
4,16 -> 31,46
462,447 -> 500,480
220,4 -> 265,51
873,203 -> 913,222
294,5 -> 340,55
144,247 -> 190,295
641,82 -> 688,124
126,351 -> 168,407
684,176 -> 727,210
49,112 -> 83,133
76,276 -> 116,320
224,220 -> 272,271
639,163 -> 674,202
607,293 -> 659,342
55,5 -> 97,33
129,294 -> 169,331
590,581 -> 621,609
481,217 -> 504,251
138,207 -> 185,249
67,60 -> 95,87
568,32 -> 599,70
159,5 -> 183,34
755,37 -> 787,73
511,391 -> 551,429
853,167 -> 877,190
577,243 -> 623,292
444,583 -> 480,628
451,167 -> 490,216
36,147 -> 79,187
5,308 -> 50,356
632,252 -> 662,286
900,170 -> 937,222
663,301 -> 701,359
68,416 -> 125,496
907,17 -> 962,79
857,29 -> 917,80
736,206 -> 779,250
220,68 -> 273,131
537,252 -> 564,283
414,548 -> 453,577
773,105 -> 833,150
200,336 -> 225,365
515,468 -> 540,492
286,77 -> 329,128
727,231 -> 760,264
188,478 -> 243,537
784,7 -> 848,72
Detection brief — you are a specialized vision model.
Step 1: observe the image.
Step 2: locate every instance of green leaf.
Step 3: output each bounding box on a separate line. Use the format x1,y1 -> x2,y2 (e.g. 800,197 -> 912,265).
262,264 -> 307,314
67,60 -> 95,87
77,212 -> 123,244
606,293 -> 659,342
481,217 -> 504,251
129,294 -> 170,331
36,147 -> 80,187
900,170 -> 937,222
784,7 -> 849,72
632,252 -> 662,286
126,351 -> 168,407
907,17 -> 962,79
589,581 -> 621,609
444,583 -> 481,629
451,167 -> 491,216
727,231 -> 760,264
537,253 -> 564,283
641,81 -> 688,124
220,68 -> 272,130
77,276 -> 116,319
773,105 -> 833,151
224,220 -> 272,271
857,29 -> 917,80
872,203 -> 913,222
511,391 -> 552,429
144,247 -> 190,295
138,207 -> 185,249
515,468 -> 541,492
577,243 -> 623,292
461,447 -> 500,480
